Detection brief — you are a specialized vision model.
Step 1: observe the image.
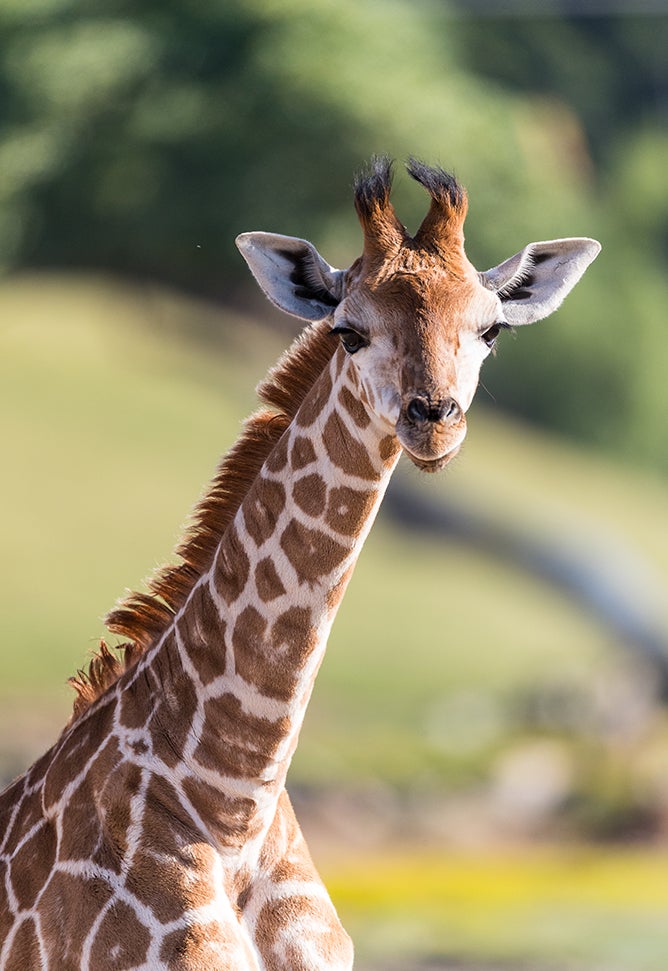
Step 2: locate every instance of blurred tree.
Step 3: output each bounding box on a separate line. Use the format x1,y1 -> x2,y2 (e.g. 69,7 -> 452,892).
0,0 -> 593,290
0,0 -> 665,469
449,11 -> 668,167
446,7 -> 668,467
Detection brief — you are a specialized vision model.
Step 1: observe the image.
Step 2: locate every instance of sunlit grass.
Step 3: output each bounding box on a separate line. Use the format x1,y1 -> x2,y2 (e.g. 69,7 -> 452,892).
324,847 -> 668,969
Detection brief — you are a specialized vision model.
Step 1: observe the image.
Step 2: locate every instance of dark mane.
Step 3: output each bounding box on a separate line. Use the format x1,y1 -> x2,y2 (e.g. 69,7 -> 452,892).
69,320 -> 338,720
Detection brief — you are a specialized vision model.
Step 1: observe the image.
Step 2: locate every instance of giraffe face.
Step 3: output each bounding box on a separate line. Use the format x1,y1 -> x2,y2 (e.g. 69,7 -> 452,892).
237,158 -> 600,474
332,250 -> 504,471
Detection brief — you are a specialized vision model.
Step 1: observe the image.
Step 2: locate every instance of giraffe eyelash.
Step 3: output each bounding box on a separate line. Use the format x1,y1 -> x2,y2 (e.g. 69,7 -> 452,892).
329,325 -> 370,354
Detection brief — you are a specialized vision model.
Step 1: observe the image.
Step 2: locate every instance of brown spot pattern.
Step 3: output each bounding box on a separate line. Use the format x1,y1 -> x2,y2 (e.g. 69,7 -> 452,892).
290,435 -> 317,470
280,519 -> 348,585
271,607 -> 316,689
243,479 -> 287,548
149,639 -> 199,770
94,797 -> 132,874
120,661 -> 159,730
295,366 -> 332,428
339,384 -> 371,428
160,921 -> 238,967
43,699 -> 113,808
126,849 -> 191,924
323,411 -> 379,480
1,780 -> 44,855
255,894 -> 353,971
255,557 -> 286,602
4,917 -> 41,971
326,485 -> 376,536
87,735 -> 124,800
232,605 -> 315,702
58,781 -> 104,864
230,604 -> 268,686
177,581 -> 227,685
182,777 -> 259,846
270,856 -> 320,884
10,821 -> 56,911
292,473 -> 327,518
141,775 -> 203,851
379,433 -> 400,462
40,873 -> 114,961
89,900 -> 151,968
231,605 -> 263,652
194,693 -> 288,779
213,523 -> 250,603
265,432 -> 289,473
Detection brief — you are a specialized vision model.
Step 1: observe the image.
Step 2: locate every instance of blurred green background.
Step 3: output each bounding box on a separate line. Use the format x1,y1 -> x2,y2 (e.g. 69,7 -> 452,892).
1,1 -> 667,968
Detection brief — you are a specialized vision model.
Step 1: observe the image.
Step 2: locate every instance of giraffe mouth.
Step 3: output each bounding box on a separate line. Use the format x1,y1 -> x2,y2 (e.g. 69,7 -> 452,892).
397,420 -> 467,473
402,442 -> 463,473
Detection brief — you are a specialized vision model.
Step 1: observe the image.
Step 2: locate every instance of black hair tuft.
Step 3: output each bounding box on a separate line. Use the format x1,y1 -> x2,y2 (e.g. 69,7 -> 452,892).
406,157 -> 465,210
353,155 -> 394,215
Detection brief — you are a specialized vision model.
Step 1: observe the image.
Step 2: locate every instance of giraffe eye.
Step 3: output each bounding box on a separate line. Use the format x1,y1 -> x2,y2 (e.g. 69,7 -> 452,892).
330,326 -> 369,355
480,323 -> 505,349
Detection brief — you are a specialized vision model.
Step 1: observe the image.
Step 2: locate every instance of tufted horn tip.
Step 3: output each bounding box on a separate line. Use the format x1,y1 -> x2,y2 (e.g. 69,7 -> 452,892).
353,155 -> 407,258
407,158 -> 468,249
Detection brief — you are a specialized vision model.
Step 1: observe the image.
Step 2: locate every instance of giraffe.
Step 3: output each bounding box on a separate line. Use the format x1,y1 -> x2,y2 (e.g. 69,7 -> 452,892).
0,157 -> 599,970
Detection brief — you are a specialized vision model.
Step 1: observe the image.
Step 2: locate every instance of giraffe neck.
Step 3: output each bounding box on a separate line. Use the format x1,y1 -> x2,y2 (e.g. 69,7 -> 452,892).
118,346 -> 401,835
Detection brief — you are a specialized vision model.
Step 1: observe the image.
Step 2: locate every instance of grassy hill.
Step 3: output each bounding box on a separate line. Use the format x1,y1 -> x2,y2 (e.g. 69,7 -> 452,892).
2,274 -> 668,969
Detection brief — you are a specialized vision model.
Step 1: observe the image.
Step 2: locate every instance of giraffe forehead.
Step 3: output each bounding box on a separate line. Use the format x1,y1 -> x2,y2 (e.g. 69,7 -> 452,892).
344,255 -> 490,342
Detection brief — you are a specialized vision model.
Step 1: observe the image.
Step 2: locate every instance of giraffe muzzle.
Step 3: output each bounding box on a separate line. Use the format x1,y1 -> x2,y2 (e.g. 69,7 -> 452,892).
397,394 -> 467,471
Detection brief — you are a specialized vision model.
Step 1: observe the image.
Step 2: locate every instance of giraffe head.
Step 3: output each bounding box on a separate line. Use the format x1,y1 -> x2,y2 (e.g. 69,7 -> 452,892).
237,157 -> 600,471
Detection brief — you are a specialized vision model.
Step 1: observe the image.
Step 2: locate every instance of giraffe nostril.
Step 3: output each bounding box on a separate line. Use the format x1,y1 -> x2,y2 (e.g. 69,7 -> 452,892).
406,397 -> 430,424
406,396 -> 461,425
438,397 -> 462,424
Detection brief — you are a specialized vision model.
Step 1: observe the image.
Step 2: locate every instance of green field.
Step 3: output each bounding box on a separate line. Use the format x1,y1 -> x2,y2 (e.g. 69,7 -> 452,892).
2,274 -> 668,968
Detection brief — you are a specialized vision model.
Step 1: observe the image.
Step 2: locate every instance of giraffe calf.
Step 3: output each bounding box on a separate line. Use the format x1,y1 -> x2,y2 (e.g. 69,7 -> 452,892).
0,157 -> 599,970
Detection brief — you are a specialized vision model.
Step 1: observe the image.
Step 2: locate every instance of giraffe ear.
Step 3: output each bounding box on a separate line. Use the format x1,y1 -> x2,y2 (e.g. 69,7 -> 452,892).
236,232 -> 345,321
481,237 -> 601,326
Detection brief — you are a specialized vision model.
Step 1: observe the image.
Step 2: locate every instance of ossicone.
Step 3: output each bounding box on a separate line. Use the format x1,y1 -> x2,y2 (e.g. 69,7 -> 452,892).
353,156 -> 468,259
353,155 -> 407,260
407,157 -> 468,252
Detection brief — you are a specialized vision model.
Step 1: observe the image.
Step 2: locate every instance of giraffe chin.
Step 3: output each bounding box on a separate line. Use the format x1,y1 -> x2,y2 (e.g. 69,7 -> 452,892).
403,443 -> 462,473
